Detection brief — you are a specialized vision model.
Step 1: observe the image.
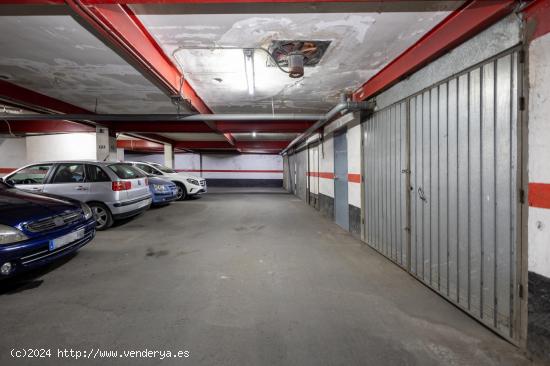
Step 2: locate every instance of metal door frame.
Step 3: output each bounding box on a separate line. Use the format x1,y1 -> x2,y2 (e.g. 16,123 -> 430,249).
333,128 -> 349,230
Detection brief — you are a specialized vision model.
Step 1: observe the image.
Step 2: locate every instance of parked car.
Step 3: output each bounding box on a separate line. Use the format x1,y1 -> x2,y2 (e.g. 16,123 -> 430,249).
123,164 -> 178,206
1,161 -> 152,231
125,161 -> 206,200
0,180 -> 96,277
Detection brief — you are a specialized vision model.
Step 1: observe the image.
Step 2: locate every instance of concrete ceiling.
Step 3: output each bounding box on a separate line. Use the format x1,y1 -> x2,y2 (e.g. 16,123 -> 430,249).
0,7 -> 177,114
133,3 -> 463,113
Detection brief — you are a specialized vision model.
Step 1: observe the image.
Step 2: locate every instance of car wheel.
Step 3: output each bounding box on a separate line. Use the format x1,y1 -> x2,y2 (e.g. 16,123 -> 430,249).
175,183 -> 187,201
88,202 -> 113,230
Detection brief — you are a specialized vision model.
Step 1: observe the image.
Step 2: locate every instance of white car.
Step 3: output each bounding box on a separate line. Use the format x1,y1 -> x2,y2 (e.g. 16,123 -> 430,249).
125,161 -> 206,200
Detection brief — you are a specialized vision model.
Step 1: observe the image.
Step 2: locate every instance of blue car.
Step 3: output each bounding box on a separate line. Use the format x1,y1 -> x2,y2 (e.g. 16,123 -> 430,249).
121,163 -> 178,206
148,176 -> 178,206
0,180 -> 96,277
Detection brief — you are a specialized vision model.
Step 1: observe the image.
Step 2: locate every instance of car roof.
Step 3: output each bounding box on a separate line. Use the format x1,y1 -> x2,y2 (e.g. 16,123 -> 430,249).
23,160 -> 124,166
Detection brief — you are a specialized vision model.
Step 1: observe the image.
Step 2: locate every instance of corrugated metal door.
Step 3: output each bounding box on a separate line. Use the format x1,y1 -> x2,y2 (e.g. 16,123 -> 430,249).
289,154 -> 296,194
296,149 -> 307,201
283,155 -> 290,191
363,50 -> 522,342
364,102 -> 409,267
409,51 -> 520,341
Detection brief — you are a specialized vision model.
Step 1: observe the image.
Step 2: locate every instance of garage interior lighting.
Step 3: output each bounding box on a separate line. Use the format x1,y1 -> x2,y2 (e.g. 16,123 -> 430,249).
252,131 -> 257,138
243,49 -> 255,96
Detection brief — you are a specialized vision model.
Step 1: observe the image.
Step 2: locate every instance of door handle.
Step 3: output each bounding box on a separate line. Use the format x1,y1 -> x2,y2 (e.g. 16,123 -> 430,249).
418,187 -> 427,203
28,187 -> 42,192
75,186 -> 89,191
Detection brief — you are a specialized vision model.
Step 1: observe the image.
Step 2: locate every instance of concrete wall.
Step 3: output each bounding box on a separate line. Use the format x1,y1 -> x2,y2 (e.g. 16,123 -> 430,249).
26,133 -> 97,163
528,32 -> 550,279
0,137 -> 26,176
125,152 -> 282,187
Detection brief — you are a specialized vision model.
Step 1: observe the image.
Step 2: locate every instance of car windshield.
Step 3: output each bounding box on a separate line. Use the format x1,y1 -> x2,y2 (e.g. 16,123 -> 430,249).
153,164 -> 176,174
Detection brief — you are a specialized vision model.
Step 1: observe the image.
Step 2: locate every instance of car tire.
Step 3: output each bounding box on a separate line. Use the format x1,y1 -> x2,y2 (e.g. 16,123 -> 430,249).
88,202 -> 113,230
175,182 -> 187,201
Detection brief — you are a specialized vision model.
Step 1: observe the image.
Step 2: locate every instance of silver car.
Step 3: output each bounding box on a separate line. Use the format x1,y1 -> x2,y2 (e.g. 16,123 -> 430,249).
1,161 -> 152,230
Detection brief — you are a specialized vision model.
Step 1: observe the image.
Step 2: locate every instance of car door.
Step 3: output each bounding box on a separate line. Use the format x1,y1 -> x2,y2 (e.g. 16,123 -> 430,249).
5,163 -> 54,193
43,163 -> 90,202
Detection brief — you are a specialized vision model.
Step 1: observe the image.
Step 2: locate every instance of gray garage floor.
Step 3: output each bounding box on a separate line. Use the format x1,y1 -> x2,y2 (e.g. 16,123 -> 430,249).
0,189 -> 532,365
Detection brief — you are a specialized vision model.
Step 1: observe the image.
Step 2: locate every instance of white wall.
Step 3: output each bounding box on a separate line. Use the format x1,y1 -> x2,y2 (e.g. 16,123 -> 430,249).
347,124 -> 361,208
26,133 -> 97,163
202,154 -> 282,180
528,32 -> 550,278
0,137 -> 26,176
125,152 -> 282,180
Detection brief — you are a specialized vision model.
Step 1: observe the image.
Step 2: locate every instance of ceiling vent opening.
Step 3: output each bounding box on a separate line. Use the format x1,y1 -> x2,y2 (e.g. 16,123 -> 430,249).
268,40 -> 331,72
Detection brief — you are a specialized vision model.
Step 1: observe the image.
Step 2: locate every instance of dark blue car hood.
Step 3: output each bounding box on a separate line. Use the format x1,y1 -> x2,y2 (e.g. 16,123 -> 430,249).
0,185 -> 79,227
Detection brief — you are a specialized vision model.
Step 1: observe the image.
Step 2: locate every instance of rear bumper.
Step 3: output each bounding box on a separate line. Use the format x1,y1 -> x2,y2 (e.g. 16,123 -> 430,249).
108,195 -> 152,219
0,219 -> 96,277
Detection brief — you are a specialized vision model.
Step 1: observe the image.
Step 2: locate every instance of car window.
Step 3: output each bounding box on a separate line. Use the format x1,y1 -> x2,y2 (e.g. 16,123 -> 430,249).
51,163 -> 85,184
6,164 -> 53,185
86,165 -> 111,182
136,164 -> 160,175
153,164 -> 176,174
108,164 -> 145,179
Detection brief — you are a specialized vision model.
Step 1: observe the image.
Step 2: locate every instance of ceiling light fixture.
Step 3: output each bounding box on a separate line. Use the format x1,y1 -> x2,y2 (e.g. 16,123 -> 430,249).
252,131 -> 257,138
243,49 -> 255,96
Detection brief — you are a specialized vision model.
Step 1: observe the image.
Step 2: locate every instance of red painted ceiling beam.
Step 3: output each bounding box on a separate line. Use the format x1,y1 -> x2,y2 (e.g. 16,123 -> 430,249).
235,140 -> 289,150
0,120 -> 95,134
65,0 -> 211,114
65,0 -> 238,148
0,80 -> 90,114
524,0 -> 550,41
117,139 -> 162,149
352,0 -> 518,101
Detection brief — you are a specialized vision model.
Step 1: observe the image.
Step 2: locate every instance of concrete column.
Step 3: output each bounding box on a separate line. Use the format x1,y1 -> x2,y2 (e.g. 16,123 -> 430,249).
164,143 -> 174,169
116,148 -> 125,162
96,127 -> 117,161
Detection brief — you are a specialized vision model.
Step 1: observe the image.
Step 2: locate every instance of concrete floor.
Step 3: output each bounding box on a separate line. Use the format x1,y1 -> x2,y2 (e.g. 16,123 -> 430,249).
0,189 -> 532,365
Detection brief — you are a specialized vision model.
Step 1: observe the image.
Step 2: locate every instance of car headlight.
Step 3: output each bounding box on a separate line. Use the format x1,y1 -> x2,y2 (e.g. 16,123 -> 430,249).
153,184 -> 168,192
81,202 -> 93,220
186,178 -> 199,185
0,224 -> 28,245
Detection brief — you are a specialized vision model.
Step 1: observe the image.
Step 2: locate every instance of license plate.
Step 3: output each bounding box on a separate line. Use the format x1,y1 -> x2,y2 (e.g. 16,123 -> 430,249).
49,228 -> 85,251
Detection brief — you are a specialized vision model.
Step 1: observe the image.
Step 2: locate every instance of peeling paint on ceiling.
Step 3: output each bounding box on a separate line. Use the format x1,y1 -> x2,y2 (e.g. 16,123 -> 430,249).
0,13 -> 176,114
134,7 -> 460,113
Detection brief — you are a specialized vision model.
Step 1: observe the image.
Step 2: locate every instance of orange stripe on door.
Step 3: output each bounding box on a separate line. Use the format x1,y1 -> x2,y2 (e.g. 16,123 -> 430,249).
529,183 -> 550,209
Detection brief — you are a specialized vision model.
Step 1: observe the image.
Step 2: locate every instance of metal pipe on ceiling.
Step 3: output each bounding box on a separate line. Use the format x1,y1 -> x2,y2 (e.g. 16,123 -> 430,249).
2,113 -> 324,122
281,94 -> 375,155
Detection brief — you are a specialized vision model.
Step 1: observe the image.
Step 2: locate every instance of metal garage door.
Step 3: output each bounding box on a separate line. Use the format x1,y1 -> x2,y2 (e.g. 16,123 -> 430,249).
288,154 -> 296,194
410,50 -> 521,341
334,131 -> 349,231
295,149 -> 307,201
364,50 -> 522,342
308,144 -> 319,209
364,101 -> 409,267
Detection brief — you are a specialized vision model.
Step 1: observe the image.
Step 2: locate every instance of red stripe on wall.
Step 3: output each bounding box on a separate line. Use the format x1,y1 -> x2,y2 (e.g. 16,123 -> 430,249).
348,173 -> 361,183
529,183 -> 550,209
176,169 -> 283,173
0,168 -> 15,174
307,172 -> 335,179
